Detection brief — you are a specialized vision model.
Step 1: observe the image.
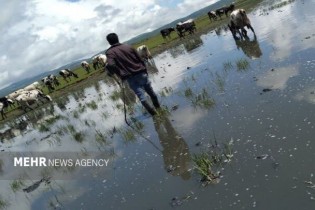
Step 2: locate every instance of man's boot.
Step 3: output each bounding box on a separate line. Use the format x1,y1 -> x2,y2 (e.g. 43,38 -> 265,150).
151,95 -> 160,109
141,101 -> 157,116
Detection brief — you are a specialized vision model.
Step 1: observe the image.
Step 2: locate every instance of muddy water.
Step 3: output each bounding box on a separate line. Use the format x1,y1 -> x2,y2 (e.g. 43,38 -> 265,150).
1,0 -> 315,209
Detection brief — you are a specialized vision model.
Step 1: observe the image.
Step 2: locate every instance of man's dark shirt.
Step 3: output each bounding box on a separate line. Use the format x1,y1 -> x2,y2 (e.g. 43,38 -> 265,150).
105,43 -> 146,80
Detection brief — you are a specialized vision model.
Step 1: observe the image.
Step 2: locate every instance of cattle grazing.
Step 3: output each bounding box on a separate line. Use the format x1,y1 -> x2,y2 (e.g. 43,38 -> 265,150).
42,77 -> 54,92
137,45 -> 153,63
81,61 -> 91,73
97,54 -> 107,67
92,56 -> 100,70
208,11 -> 217,21
160,28 -> 176,40
0,98 -> 14,120
23,82 -> 42,92
59,69 -> 78,82
216,4 -> 235,19
176,19 -> 196,38
48,74 -> 60,87
92,54 -> 107,70
15,89 -> 52,112
6,89 -> 25,102
228,9 -> 255,39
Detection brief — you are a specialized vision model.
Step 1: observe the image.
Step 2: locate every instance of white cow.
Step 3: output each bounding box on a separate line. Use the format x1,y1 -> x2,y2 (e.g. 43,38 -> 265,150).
6,89 -> 25,101
228,9 -> 255,39
15,89 -> 52,112
97,54 -> 107,66
23,81 -> 42,91
137,45 -> 153,62
81,61 -> 91,73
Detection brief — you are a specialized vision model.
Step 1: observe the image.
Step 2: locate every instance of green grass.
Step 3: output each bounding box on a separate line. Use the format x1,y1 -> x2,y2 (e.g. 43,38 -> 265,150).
0,196 -> 9,209
10,179 -> 25,193
236,58 -> 250,71
86,100 -> 98,110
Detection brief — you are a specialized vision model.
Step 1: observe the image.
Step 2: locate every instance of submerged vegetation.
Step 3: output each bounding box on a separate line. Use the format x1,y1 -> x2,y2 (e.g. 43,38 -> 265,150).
192,138 -> 234,185
236,58 -> 250,71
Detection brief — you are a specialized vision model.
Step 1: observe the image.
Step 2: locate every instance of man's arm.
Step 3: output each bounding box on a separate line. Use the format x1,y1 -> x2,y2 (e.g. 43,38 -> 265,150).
105,50 -> 117,76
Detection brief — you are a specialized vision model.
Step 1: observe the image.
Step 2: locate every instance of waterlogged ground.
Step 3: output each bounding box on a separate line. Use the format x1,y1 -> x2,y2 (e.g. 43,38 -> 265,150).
1,0 -> 315,209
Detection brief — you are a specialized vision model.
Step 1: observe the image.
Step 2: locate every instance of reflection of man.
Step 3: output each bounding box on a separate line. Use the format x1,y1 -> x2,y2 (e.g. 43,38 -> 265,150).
153,116 -> 191,180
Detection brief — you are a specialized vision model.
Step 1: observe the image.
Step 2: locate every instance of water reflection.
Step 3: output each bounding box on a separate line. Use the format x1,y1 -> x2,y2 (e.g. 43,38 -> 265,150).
214,25 -> 229,36
183,35 -> 204,52
257,65 -> 299,90
234,35 -> 263,59
153,116 -> 191,180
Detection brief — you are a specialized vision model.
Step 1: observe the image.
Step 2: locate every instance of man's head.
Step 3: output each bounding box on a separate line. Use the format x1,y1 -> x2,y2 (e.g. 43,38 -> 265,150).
106,33 -> 119,45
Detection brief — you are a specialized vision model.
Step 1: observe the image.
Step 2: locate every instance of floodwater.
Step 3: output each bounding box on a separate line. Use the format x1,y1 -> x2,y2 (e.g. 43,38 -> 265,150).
1,0 -> 315,209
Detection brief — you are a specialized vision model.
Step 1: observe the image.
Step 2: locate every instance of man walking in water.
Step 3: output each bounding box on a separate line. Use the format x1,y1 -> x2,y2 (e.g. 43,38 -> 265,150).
105,33 -> 160,116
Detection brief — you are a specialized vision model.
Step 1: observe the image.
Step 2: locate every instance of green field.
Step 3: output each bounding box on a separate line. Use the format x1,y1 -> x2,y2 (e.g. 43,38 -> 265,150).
1,0 -> 263,122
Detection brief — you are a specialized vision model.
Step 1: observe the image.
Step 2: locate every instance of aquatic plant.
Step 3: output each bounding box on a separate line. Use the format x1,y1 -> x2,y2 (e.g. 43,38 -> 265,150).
192,88 -> 215,109
236,58 -> 250,71
121,129 -> 136,143
95,129 -> 108,145
73,132 -> 84,143
73,110 -> 79,118
0,196 -> 9,209
38,124 -> 50,133
110,90 -> 122,101
214,72 -> 226,92
78,103 -> 86,113
192,152 -> 218,183
86,100 -> 98,110
184,88 -> 193,97
223,61 -> 233,71
10,179 -> 25,193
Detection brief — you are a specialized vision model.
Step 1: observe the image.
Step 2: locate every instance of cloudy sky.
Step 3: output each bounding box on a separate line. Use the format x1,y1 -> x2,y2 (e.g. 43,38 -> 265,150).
0,0 -> 220,90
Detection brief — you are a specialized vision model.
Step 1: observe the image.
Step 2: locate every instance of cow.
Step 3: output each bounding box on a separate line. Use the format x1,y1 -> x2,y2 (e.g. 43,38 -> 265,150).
215,4 -> 235,19
0,97 -> 14,120
6,89 -> 25,101
41,77 -> 55,92
97,54 -> 107,67
15,89 -> 52,112
92,56 -> 100,70
59,69 -> 78,82
137,45 -> 153,63
160,28 -> 176,40
207,11 -> 217,21
228,9 -> 255,39
81,61 -> 91,73
176,19 -> 196,38
23,82 -> 42,92
48,74 -> 60,87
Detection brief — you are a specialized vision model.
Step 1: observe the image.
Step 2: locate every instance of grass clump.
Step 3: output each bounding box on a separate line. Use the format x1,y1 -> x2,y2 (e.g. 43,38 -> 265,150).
86,100 -> 98,110
10,179 -> 25,193
236,58 -> 250,71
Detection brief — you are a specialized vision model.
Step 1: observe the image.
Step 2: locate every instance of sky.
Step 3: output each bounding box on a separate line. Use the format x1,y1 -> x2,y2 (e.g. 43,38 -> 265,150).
0,0 -> 220,90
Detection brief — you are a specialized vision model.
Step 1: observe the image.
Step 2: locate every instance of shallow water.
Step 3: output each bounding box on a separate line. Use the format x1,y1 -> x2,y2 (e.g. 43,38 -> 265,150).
1,0 -> 315,209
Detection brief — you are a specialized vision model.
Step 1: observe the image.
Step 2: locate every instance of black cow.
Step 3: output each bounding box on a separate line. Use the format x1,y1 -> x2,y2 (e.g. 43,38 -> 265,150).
176,19 -> 196,38
160,28 -> 175,40
215,4 -> 235,19
207,11 -> 217,21
0,97 -> 14,120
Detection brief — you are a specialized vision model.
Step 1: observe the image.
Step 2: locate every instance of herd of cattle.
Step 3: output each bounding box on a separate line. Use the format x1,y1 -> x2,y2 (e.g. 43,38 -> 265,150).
0,3 -> 256,121
160,3 -> 255,40
0,46 -> 154,120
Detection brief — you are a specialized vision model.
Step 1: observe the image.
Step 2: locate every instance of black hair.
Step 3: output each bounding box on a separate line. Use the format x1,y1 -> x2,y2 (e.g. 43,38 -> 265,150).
106,33 -> 119,45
